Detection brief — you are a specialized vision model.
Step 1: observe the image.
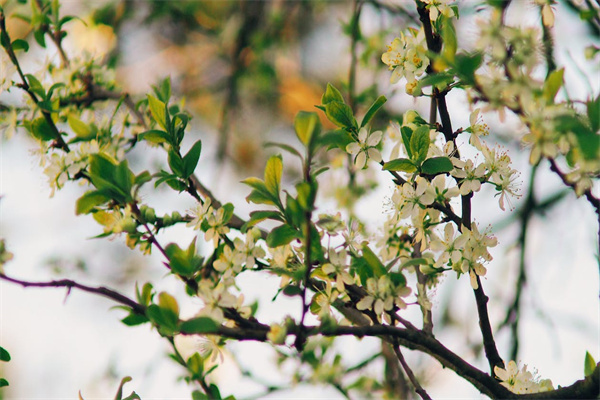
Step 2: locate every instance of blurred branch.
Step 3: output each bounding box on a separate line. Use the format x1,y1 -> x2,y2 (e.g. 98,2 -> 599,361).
497,164 -> 538,361
217,1 -> 266,161
393,344 -> 431,400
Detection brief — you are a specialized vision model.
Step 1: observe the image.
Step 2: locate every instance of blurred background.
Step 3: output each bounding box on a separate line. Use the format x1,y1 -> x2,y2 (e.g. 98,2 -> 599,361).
0,0 -> 598,398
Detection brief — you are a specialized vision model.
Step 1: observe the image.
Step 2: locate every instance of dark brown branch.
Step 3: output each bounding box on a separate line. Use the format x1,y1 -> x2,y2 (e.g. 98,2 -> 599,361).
393,344 -> 432,400
0,273 -> 145,315
202,323 -> 600,399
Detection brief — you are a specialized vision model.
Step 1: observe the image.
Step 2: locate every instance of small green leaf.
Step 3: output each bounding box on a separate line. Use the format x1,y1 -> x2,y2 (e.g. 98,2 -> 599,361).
401,258 -> 429,268
453,52 -> 483,84
441,17 -> 457,63
168,149 -> 184,177
33,29 -> 46,48
264,155 -> 283,198
0,347 -> 10,362
282,285 -> 303,297
587,94 -> 599,133
542,68 -> 564,104
68,115 -> 93,138
410,125 -> 430,164
294,111 -> 320,146
11,38 -> 29,52
401,126 -> 413,159
121,313 -> 149,326
114,376 -> 133,400
584,351 -> 596,376
25,74 -> 45,99
0,30 -> 10,50
321,83 -> 345,105
243,210 -> 283,230
183,140 -> 202,178
360,95 -> 387,128
30,117 -> 56,141
318,129 -> 353,151
325,101 -> 357,130
138,129 -> 170,144
421,156 -> 453,175
266,225 -> 301,247
147,94 -> 167,130
265,142 -> 303,159
76,190 -> 111,215
0,378 -> 8,387
362,246 -> 386,277
383,158 -> 417,172
180,317 -> 219,334
158,292 -> 179,318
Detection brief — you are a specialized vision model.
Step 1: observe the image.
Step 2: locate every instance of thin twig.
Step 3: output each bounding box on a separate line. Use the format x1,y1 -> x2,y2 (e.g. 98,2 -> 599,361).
0,273 -> 145,314
393,344 -> 432,400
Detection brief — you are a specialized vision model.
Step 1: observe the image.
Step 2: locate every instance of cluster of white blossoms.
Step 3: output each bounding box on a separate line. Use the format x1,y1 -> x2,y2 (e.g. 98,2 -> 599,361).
420,0 -> 455,21
356,275 -> 412,323
213,228 -> 265,282
381,27 -> 429,94
346,127 -> 383,169
187,199 -> 230,245
495,360 -> 554,394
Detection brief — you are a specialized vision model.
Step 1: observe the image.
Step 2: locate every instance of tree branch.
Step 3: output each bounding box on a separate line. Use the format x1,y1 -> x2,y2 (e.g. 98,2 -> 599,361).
0,273 -> 145,315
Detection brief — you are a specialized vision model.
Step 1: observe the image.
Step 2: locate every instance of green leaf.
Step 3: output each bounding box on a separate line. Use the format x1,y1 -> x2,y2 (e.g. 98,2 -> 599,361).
360,95 -> 387,128
401,126 -> 413,159
0,378 -> 8,387
389,272 -> 407,287
114,376 -> 132,400
139,129 -> 170,145
0,30 -> 10,50
114,160 -> 134,198
25,74 -> 45,99
383,158 -> 417,172
362,246 -> 386,277
180,317 -> 219,334
266,224 -> 301,247
325,101 -> 357,130
296,181 -> 316,211
121,313 -> 149,326
265,142 -> 303,159
158,292 -> 179,318
220,203 -> 234,225
165,242 -> 198,277
542,68 -> 564,103
294,111 -> 320,146
421,156 -> 453,174
401,258 -> 429,268
0,347 -> 10,362
33,29 -> 46,48
168,149 -> 184,177
321,83 -> 345,105
183,140 -> 202,178
246,189 -> 276,206
244,210 -> 283,230
584,351 -> 596,376
413,72 -> 455,95
587,94 -> 599,133
282,285 -> 303,297
147,94 -> 167,130
409,125 -> 430,164
318,129 -> 353,151
441,17 -> 457,63
68,115 -> 93,138
30,117 -> 56,141
11,38 -> 29,52
453,52 -> 483,84
264,155 -> 283,198
75,190 -> 111,215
